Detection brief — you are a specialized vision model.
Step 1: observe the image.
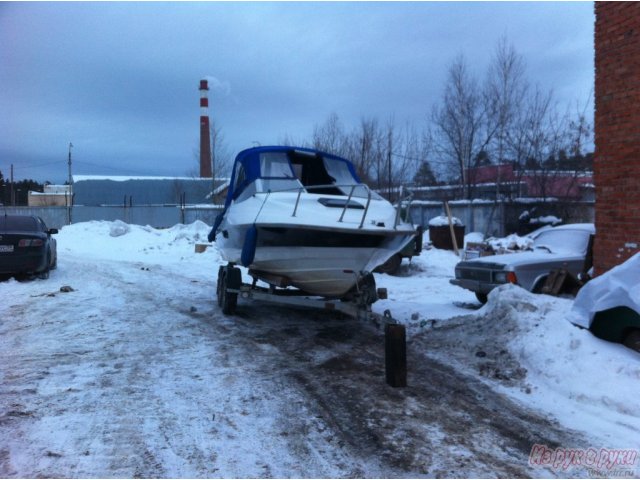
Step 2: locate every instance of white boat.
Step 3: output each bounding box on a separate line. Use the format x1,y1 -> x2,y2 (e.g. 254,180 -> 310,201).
209,146 -> 418,299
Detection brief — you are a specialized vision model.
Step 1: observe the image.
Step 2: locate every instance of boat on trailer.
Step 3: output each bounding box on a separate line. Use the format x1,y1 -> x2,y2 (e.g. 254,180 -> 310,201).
209,146 -> 418,314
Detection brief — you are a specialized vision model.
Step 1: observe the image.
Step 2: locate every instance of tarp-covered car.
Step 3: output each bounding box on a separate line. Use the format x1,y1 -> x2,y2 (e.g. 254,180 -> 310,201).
0,215 -> 58,279
569,252 -> 640,352
450,223 -> 595,303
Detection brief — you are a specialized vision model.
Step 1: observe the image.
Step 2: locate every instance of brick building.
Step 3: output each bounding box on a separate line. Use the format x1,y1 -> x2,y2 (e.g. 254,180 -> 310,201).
594,2 -> 640,274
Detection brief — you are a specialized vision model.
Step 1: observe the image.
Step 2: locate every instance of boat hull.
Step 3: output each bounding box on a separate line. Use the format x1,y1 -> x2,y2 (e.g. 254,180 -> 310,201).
217,225 -> 413,297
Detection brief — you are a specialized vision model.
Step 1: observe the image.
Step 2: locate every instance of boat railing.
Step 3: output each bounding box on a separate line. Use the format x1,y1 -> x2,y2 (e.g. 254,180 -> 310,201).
393,186 -> 415,229
289,183 -> 373,229
256,182 -> 409,230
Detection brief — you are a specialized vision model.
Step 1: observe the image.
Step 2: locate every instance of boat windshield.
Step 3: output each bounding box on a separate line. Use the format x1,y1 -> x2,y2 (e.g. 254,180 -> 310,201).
257,152 -> 303,193
251,150 -> 379,199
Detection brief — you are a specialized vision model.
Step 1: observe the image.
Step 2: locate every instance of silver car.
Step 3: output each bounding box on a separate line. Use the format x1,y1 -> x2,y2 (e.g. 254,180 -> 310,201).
451,223 -> 595,303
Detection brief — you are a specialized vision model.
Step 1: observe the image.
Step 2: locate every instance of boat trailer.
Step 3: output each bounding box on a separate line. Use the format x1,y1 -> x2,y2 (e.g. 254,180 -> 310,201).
216,263 -> 393,322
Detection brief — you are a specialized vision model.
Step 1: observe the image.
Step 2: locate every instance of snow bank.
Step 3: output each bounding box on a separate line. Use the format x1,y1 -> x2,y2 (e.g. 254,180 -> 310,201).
413,282 -> 640,449
57,220 -> 220,264
483,285 -> 640,448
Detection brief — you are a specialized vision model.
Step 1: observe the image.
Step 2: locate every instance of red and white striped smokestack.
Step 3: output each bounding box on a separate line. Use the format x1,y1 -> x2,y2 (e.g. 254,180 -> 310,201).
199,79 -> 213,178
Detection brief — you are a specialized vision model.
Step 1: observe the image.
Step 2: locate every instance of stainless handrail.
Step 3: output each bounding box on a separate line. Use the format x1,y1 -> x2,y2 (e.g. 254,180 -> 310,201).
392,187 -> 415,229
291,189 -> 303,217
359,187 -> 372,229
393,185 -> 404,229
252,182 -> 377,228
338,185 -> 357,223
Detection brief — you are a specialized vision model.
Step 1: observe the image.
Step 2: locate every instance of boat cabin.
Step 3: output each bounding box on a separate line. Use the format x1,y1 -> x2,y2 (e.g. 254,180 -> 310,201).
225,146 -> 378,206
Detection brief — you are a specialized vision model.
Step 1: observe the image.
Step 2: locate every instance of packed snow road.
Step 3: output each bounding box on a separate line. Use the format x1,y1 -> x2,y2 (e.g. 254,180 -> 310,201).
1,221 -> 639,478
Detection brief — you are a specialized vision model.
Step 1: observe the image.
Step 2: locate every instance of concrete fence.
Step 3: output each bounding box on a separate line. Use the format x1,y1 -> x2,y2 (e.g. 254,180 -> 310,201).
408,200 -> 595,237
3,200 -> 594,237
1,205 -> 224,230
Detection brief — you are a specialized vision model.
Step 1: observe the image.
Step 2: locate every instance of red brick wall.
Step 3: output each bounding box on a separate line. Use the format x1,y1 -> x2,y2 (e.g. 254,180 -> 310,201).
594,2 -> 640,274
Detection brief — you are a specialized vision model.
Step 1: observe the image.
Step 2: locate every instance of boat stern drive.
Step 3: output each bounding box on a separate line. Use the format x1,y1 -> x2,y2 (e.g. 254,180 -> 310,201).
209,146 -> 417,301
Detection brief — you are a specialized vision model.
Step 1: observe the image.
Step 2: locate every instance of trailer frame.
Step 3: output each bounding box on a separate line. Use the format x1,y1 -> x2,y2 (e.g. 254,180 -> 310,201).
216,263 -> 393,323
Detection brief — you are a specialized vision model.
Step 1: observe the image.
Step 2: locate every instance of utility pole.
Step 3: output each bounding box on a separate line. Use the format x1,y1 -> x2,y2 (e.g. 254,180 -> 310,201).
67,143 -> 73,224
68,142 -> 73,187
10,164 -> 14,206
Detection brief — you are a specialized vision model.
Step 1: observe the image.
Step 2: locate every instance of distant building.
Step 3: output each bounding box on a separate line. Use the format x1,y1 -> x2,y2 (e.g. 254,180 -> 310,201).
28,184 -> 72,207
410,164 -> 594,202
71,175 -> 229,206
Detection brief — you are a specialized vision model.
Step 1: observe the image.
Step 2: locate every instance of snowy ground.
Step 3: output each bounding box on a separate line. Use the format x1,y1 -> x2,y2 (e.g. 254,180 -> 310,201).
1,221 -> 639,478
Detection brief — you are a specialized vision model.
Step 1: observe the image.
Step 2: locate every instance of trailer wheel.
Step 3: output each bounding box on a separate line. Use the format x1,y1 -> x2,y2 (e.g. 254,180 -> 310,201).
475,292 -> 488,304
220,265 -> 240,315
375,253 -> 402,275
359,272 -> 378,306
216,266 -> 224,307
623,329 -> 640,353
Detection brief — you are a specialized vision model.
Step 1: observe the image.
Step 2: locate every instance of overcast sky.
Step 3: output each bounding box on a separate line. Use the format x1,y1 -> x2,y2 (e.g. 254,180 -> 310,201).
1,2 -> 594,183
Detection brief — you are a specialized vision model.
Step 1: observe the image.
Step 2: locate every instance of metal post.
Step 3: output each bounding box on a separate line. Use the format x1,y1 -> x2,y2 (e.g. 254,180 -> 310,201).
385,323 -> 407,387
67,143 -> 73,225
338,185 -> 357,222
10,164 -> 14,206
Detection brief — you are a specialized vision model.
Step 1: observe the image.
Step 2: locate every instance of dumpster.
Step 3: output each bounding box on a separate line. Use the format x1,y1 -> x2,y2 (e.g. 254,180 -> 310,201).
428,215 -> 465,250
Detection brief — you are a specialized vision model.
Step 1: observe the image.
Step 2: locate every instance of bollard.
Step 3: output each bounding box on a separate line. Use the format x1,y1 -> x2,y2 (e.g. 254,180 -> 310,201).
385,323 -> 407,387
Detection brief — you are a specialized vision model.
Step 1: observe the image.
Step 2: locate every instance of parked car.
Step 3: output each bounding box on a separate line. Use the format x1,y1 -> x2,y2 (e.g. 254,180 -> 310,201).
450,223 -> 595,303
0,215 -> 58,279
570,252 -> 640,352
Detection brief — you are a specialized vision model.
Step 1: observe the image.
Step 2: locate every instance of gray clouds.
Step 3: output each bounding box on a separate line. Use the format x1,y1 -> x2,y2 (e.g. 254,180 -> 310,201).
0,2 -> 594,182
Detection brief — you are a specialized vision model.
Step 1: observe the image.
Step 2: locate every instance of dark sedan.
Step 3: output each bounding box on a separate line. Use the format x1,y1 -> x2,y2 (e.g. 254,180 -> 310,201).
0,215 -> 58,279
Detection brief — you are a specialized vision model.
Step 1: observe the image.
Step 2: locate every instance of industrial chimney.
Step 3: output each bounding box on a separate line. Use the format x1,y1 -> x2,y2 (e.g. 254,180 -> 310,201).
199,79 -> 213,178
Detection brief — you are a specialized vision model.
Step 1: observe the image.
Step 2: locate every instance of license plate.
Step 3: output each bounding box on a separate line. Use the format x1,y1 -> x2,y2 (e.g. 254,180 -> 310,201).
0,245 -> 14,253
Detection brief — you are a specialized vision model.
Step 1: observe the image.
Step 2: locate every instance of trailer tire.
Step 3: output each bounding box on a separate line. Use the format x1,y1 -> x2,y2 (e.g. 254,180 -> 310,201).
216,266 -> 224,307
359,272 -> 378,306
475,292 -> 488,304
220,265 -> 240,315
221,272 -> 238,315
623,329 -> 640,353
375,253 -> 402,275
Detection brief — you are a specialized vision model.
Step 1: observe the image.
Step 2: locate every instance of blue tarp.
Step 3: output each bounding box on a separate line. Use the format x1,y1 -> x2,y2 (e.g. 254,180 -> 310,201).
209,146 -> 361,242
223,146 -> 361,208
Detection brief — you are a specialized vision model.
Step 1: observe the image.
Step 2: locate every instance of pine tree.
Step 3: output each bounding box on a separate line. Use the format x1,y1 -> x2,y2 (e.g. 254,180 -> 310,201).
414,161 -> 437,186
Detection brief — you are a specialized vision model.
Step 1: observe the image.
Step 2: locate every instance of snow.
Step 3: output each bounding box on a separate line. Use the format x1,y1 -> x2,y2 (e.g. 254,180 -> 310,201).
1,220 -> 639,477
428,215 -> 463,227
72,175 -> 230,183
464,231 -> 484,246
475,286 -> 640,450
530,215 -> 562,225
487,232 -> 534,252
569,252 -> 640,328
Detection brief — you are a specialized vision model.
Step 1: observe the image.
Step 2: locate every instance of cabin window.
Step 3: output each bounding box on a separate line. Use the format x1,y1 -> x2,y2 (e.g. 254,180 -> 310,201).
322,157 -> 382,199
288,151 -> 343,195
260,153 -> 295,178
254,152 -> 302,194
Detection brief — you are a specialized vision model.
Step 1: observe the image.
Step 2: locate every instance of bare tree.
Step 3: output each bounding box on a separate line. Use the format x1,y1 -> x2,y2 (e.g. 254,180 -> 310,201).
312,112 -> 349,156
485,38 -> 528,197
431,55 -> 491,198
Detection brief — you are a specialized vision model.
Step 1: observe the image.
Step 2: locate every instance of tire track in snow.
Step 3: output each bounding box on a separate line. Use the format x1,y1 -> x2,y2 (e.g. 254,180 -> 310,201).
2,251 -> 592,478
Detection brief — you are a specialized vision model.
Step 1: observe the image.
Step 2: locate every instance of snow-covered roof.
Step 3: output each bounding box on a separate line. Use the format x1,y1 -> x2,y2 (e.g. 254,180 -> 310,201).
28,191 -> 68,196
73,175 -> 230,182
